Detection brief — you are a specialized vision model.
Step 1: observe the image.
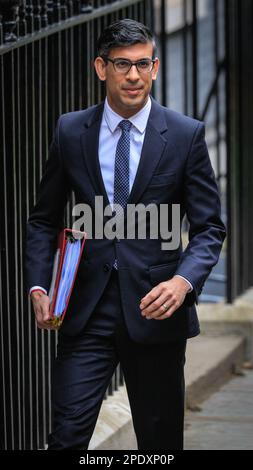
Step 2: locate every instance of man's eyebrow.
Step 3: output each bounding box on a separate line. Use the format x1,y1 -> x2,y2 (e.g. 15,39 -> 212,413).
110,57 -> 152,61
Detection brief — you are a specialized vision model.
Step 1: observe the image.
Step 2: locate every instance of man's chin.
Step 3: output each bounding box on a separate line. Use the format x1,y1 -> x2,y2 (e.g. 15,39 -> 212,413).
121,95 -> 147,109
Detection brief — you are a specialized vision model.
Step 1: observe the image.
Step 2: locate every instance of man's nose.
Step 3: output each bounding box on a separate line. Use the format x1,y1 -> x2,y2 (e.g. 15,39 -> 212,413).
126,64 -> 140,80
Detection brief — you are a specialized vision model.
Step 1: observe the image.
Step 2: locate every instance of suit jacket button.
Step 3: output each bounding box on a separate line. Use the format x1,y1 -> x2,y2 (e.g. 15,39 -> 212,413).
103,263 -> 110,272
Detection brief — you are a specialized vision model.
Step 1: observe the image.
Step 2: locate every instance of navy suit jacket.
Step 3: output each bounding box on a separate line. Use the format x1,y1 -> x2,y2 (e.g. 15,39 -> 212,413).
26,97 -> 226,343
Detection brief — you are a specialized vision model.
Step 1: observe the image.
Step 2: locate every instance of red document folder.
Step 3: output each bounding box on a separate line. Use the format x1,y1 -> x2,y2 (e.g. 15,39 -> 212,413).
48,228 -> 86,327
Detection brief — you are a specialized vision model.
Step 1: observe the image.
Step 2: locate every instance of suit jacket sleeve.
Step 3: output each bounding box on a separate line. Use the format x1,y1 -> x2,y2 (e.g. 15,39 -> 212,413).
174,122 -> 226,305
25,116 -> 70,293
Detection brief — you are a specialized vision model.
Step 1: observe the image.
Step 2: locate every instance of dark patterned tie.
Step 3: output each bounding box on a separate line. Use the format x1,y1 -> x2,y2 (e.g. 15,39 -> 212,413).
113,119 -> 132,268
113,120 -> 132,207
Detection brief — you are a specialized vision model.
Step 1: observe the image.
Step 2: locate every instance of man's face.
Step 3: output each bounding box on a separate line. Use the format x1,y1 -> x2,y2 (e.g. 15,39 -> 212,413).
94,42 -> 159,118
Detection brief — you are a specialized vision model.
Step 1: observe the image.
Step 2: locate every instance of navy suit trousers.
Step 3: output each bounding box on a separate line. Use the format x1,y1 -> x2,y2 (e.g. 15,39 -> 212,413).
48,270 -> 187,450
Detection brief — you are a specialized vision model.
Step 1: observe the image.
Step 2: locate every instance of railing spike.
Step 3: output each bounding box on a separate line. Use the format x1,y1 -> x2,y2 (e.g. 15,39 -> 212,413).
0,0 -> 21,43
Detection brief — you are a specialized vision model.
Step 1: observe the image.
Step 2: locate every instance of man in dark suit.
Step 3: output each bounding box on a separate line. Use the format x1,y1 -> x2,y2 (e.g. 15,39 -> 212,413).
26,19 -> 226,450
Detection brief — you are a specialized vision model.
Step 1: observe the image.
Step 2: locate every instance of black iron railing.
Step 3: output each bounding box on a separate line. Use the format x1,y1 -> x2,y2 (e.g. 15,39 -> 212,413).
2,0 -> 251,452
0,0 -> 153,450
225,0 -> 253,302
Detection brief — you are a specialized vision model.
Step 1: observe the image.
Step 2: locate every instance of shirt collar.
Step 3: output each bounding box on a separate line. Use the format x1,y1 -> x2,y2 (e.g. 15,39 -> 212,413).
104,96 -> 151,134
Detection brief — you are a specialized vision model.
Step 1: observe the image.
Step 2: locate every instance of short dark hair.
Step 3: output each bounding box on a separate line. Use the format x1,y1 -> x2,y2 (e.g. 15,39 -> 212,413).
97,19 -> 156,58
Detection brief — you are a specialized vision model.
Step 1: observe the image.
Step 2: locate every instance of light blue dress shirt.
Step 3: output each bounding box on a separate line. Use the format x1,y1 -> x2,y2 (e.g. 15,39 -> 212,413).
99,96 -> 151,205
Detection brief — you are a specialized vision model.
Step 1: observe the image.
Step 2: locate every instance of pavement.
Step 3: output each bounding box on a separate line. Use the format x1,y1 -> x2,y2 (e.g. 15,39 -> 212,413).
185,368 -> 253,450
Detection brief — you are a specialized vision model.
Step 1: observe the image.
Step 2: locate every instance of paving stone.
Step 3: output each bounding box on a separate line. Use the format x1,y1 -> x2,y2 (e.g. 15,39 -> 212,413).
185,370 -> 253,450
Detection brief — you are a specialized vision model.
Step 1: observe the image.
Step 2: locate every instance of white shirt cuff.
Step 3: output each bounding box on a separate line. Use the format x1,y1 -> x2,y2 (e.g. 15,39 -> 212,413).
30,286 -> 47,295
174,275 -> 193,293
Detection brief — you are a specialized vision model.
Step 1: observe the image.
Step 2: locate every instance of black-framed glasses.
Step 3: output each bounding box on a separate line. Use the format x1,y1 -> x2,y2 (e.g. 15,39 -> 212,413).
103,57 -> 156,74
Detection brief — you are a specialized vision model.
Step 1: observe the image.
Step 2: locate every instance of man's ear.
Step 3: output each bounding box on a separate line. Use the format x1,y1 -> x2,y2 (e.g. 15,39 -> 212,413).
151,58 -> 160,81
94,57 -> 107,81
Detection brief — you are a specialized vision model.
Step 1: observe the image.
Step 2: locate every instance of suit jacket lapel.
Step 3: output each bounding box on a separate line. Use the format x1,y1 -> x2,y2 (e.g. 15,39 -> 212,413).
80,102 -> 110,208
127,98 -> 168,205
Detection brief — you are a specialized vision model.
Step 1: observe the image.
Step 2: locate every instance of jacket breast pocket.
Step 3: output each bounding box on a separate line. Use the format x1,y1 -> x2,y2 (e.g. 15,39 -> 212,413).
149,260 -> 179,286
148,172 -> 176,188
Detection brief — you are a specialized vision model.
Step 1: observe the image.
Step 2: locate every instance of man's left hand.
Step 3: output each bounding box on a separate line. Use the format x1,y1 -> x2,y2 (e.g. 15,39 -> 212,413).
140,276 -> 190,321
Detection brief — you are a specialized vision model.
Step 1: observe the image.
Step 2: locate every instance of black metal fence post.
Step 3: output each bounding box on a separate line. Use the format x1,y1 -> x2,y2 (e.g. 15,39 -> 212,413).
225,0 -> 253,302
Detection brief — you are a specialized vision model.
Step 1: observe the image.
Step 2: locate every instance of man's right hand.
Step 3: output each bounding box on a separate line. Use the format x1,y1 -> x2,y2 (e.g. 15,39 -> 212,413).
31,291 -> 57,330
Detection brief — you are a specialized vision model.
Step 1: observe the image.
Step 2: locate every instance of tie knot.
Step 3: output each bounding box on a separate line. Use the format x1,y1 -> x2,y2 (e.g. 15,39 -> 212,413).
118,120 -> 132,132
